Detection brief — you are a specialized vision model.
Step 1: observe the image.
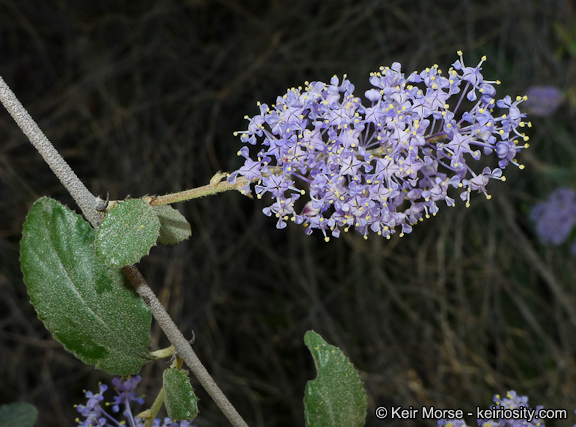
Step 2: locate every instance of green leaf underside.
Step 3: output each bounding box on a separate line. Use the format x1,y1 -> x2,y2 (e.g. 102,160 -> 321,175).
95,198 -> 160,267
152,205 -> 192,245
163,368 -> 198,421
304,330 -> 368,427
20,197 -> 152,375
0,403 -> 38,427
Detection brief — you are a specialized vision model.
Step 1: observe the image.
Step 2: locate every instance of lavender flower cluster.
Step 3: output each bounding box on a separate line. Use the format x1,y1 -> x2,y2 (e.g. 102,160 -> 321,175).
75,376 -> 194,427
229,52 -> 530,241
530,186 -> 576,254
438,390 -> 544,427
523,85 -> 563,117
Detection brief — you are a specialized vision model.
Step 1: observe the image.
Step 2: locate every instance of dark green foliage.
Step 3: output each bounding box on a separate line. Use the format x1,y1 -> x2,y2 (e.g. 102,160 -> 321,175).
304,331 -> 367,427
163,368 -> 198,421
21,197 -> 153,375
0,403 -> 38,427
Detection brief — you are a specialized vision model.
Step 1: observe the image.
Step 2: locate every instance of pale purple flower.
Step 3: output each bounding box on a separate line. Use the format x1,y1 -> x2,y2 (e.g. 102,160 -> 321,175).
75,377 -> 195,427
230,52 -> 530,241
530,187 -> 576,245
477,391 -> 544,427
438,420 -> 469,427
523,86 -> 563,116
75,383 -> 108,427
439,391 -> 545,427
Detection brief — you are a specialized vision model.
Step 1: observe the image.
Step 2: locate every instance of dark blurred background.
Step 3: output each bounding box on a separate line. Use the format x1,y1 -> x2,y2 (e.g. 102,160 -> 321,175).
1,1 -> 576,426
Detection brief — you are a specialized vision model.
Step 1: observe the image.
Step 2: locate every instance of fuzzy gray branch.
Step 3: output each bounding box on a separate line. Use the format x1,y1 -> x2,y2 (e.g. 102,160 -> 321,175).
123,266 -> 249,427
0,74 -> 249,427
0,75 -> 102,226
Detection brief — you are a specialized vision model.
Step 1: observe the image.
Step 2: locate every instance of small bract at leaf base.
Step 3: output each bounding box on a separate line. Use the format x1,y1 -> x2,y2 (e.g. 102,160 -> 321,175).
152,204 -> 192,245
95,198 -> 160,267
163,368 -> 198,421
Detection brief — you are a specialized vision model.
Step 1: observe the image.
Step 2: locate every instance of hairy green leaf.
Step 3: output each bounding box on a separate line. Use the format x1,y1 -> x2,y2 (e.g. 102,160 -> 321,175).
20,197 -> 153,375
0,403 -> 38,427
95,198 -> 160,267
163,368 -> 198,421
152,205 -> 191,245
304,330 -> 367,427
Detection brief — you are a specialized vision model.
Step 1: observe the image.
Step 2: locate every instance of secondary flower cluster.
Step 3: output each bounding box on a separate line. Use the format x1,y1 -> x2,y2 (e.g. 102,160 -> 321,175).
438,390 -> 544,427
75,376 -> 194,427
229,52 -> 530,240
523,85 -> 563,117
530,186 -> 576,253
